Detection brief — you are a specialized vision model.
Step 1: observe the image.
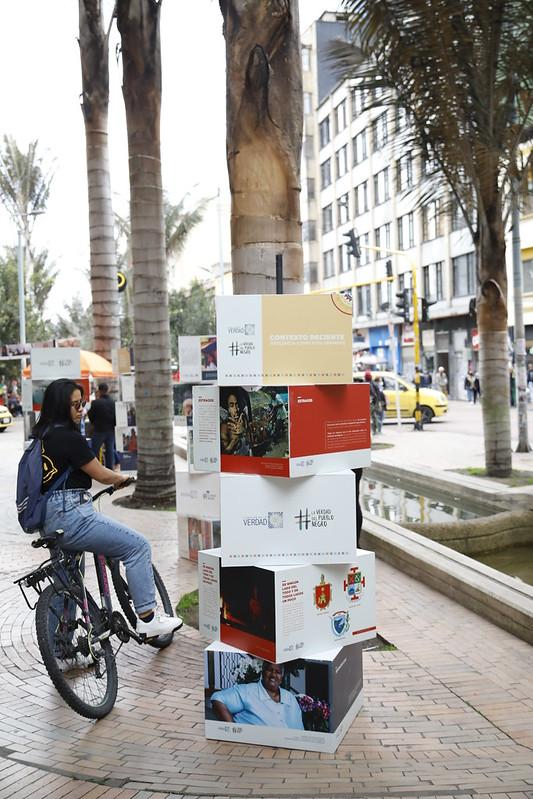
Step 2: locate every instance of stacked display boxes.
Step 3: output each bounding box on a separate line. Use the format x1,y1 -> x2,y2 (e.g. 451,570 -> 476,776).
187,293 -> 374,752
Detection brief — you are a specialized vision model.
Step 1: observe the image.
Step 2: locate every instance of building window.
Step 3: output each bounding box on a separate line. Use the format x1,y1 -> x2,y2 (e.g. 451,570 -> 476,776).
359,232 -> 370,265
322,204 -> 333,234
373,167 -> 390,205
422,265 -> 430,298
374,222 -> 391,259
356,284 -> 372,316
524,258 -> 533,292
302,220 -> 316,242
306,177 -> 315,200
396,153 -> 413,192
319,117 -> 330,149
335,100 -> 347,133
337,193 -> 350,225
371,112 -> 388,151
323,249 -> 335,278
338,244 -> 351,273
301,45 -> 311,71
335,144 -> 348,178
320,158 -> 332,188
354,181 -> 369,216
422,152 -> 438,176
398,273 -> 405,292
350,87 -> 362,118
451,199 -> 467,231
352,130 -> 367,165
377,280 -> 392,311
303,92 -> 313,116
422,200 -> 441,240
397,212 -> 415,250
396,107 -> 409,133
436,261 -> 444,300
452,251 -> 476,297
304,261 -> 318,285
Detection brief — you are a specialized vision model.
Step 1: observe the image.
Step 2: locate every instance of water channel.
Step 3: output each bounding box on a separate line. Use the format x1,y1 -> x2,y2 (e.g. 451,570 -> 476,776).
360,475 -> 533,586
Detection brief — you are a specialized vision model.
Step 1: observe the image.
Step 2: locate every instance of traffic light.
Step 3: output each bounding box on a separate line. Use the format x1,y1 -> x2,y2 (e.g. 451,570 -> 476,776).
343,229 -> 361,259
421,297 -> 437,323
395,288 -> 409,322
385,259 -> 393,278
468,297 -> 477,319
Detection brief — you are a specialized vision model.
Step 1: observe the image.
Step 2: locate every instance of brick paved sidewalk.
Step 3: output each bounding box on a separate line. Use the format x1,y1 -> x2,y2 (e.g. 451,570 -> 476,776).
1,427 -> 533,798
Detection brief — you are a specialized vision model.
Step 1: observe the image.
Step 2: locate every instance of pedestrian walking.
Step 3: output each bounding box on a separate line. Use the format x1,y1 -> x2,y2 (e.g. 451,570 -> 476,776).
472,373 -> 481,404
88,383 -> 116,470
464,370 -> 475,402
435,366 -> 448,396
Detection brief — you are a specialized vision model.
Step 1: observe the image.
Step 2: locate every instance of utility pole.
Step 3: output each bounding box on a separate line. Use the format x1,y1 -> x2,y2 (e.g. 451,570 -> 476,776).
411,267 -> 423,431
511,173 -> 531,452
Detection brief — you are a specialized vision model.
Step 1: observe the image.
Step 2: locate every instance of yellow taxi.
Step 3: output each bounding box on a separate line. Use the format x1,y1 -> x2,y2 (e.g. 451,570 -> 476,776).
353,370 -> 448,423
0,404 -> 13,433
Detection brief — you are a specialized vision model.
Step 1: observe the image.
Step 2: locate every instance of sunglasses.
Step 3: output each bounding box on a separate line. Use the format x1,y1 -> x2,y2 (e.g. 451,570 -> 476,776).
70,400 -> 87,410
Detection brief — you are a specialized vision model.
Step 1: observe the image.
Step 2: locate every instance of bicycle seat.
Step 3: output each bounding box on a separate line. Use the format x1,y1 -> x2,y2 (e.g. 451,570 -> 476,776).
32,530 -> 65,549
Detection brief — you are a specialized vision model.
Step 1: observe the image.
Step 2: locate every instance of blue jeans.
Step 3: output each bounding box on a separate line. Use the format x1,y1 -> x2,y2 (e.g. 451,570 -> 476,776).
91,431 -> 115,469
44,490 -> 156,615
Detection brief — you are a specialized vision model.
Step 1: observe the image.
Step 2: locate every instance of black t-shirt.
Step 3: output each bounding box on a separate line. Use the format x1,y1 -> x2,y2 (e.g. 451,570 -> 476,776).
40,427 -> 95,492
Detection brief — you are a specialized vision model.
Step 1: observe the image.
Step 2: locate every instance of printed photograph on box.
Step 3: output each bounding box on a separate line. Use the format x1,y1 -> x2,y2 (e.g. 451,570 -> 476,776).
219,472 -> 357,566
115,427 -> 137,453
216,294 -> 353,385
188,518 -> 221,562
220,386 -> 288,460
199,549 -> 376,663
200,336 -> 217,381
173,383 -> 194,426
116,401 -> 136,428
204,641 -> 364,753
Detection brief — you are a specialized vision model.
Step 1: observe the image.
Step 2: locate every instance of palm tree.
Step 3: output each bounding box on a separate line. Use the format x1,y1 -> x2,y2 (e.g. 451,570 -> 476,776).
116,0 -> 175,505
79,0 -> 121,363
0,135 -> 52,283
337,0 -> 533,477
219,0 -> 304,294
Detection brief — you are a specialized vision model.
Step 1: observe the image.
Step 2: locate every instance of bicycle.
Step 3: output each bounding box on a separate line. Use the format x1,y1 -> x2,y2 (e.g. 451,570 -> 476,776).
14,483 -> 179,720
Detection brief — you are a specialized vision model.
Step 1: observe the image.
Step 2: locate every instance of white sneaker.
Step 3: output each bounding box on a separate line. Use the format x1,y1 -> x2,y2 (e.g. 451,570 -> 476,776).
137,613 -> 183,638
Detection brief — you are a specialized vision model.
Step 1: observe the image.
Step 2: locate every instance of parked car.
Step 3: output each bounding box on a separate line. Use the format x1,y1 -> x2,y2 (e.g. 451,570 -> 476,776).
0,404 -> 13,432
353,370 -> 448,423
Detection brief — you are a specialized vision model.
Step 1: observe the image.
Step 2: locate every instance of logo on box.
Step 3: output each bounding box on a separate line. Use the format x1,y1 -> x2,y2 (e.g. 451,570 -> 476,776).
268,512 -> 284,529
344,566 -> 365,602
331,610 -> 350,637
313,574 -> 332,611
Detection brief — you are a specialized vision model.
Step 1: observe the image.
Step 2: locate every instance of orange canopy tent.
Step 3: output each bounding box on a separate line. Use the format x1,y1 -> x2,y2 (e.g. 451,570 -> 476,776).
23,349 -> 115,379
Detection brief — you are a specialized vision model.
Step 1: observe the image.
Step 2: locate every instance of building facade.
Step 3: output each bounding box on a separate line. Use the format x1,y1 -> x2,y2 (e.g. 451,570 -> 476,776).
301,12 -> 533,400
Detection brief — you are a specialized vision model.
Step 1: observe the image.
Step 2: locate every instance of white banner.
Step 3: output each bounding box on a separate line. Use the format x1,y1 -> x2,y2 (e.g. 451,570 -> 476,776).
31,347 -> 80,380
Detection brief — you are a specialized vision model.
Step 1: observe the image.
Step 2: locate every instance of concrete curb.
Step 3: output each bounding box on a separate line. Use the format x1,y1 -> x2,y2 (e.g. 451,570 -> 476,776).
361,514 -> 533,645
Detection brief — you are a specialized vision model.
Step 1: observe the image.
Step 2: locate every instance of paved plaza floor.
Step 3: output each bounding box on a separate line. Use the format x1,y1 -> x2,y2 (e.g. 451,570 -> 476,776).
1,409 -> 533,799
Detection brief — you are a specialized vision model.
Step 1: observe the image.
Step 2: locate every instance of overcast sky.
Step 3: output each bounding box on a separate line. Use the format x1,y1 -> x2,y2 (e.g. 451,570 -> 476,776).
0,0 -> 337,322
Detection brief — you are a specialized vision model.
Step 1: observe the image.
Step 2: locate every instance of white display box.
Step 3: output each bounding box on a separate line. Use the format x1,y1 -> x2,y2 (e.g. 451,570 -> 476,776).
178,335 -> 217,383
219,472 -> 357,566
199,548 -> 376,663
176,471 -> 220,520
216,294 -> 353,386
178,516 -> 221,562
192,383 -> 371,477
204,640 -> 364,753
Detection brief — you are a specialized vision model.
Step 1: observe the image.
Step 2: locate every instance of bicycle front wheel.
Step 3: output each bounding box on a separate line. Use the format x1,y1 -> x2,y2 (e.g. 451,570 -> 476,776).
110,562 -> 175,649
35,583 -> 118,719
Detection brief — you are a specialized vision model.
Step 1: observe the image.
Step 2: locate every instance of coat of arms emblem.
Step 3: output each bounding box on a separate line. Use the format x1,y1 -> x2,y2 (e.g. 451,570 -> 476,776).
313,574 -> 332,610
344,566 -> 365,602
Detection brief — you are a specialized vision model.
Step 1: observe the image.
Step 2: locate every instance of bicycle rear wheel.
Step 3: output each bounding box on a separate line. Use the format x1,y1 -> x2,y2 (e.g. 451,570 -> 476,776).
110,562 -> 175,649
35,583 -> 118,719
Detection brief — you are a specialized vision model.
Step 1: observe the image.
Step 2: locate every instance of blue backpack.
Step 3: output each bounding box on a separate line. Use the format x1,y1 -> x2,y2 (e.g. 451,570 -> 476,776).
16,431 -> 72,534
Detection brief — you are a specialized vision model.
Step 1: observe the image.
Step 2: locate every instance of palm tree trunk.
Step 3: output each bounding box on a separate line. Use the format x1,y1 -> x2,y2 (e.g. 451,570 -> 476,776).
79,0 -> 120,362
220,0 -> 304,294
116,0 -> 175,504
477,214 -> 512,477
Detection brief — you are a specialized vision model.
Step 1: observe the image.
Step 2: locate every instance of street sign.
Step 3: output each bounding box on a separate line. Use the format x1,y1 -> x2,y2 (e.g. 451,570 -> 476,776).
472,328 -> 480,351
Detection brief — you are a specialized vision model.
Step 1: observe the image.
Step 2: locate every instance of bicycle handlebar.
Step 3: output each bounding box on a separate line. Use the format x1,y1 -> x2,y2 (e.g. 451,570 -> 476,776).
92,477 -> 136,503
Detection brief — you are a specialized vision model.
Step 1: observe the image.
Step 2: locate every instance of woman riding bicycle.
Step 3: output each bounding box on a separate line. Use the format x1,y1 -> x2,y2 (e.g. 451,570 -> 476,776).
33,378 -> 182,640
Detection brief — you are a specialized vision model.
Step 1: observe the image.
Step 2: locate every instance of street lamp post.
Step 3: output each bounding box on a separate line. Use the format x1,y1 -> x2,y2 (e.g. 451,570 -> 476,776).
16,229 -> 26,352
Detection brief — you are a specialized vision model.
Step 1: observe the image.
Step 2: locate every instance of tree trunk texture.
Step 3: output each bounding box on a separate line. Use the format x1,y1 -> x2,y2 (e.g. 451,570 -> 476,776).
116,0 -> 175,504
79,0 -> 120,362
220,0 -> 304,294
477,204 -> 512,477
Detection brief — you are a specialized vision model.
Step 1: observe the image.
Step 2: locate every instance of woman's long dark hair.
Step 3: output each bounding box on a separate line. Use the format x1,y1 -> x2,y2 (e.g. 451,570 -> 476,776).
32,379 -> 84,439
